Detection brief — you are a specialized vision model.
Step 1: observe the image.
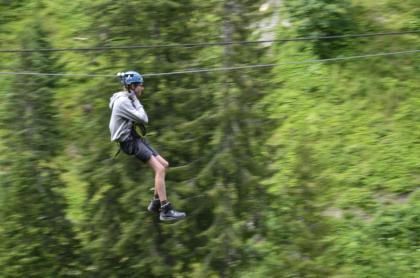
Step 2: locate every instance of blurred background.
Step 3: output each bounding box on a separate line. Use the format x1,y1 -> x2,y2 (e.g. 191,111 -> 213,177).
0,0 -> 419,277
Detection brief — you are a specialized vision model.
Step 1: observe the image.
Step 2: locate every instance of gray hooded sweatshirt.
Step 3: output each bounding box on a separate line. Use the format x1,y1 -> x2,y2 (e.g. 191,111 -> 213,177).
109,91 -> 148,142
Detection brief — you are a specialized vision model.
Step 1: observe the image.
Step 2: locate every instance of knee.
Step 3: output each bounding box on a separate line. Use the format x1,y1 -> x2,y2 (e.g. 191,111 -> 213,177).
157,156 -> 169,169
155,164 -> 166,175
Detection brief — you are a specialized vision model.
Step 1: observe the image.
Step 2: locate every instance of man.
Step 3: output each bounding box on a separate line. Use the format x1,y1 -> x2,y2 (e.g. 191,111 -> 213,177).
109,71 -> 186,221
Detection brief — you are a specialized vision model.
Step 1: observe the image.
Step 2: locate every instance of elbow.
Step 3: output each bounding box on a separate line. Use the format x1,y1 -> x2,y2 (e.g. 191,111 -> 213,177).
137,116 -> 148,124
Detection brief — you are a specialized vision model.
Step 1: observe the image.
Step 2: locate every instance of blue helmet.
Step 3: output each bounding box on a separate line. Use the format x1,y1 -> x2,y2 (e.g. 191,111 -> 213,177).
117,71 -> 144,85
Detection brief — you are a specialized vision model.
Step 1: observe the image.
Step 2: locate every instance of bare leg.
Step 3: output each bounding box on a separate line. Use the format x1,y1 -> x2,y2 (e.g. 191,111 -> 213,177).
153,155 -> 169,197
147,156 -> 167,202
146,154 -> 185,220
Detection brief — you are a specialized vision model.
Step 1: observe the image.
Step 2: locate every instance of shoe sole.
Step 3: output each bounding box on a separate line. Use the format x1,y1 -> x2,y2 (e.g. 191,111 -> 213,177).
159,215 -> 186,221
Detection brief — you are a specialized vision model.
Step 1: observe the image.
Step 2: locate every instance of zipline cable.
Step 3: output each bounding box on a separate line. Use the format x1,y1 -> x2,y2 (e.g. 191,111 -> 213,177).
0,49 -> 418,78
0,30 -> 418,53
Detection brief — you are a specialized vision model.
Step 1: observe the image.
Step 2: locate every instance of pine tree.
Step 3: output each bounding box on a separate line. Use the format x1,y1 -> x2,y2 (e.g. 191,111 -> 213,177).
0,16 -> 83,277
180,0 -> 271,276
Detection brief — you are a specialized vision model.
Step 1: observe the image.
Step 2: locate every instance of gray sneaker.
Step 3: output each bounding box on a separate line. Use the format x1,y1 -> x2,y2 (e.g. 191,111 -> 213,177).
160,203 -> 186,221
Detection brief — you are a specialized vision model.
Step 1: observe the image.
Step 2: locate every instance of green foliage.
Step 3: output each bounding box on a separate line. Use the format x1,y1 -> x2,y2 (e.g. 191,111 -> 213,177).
0,15 -> 83,277
283,0 -> 361,58
0,0 -> 419,277
255,3 -> 419,274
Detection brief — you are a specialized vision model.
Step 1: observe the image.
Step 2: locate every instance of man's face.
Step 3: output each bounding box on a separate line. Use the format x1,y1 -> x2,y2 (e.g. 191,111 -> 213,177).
134,83 -> 144,97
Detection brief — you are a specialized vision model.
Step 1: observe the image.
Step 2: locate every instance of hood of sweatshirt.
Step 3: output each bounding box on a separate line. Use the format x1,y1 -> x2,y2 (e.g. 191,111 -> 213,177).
109,91 -> 128,110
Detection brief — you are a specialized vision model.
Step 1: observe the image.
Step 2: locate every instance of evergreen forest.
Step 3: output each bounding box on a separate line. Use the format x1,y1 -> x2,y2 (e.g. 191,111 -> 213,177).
0,0 -> 419,277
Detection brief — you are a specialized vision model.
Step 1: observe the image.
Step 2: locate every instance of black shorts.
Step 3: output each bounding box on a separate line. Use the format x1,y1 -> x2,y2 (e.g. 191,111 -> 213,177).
119,136 -> 158,163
